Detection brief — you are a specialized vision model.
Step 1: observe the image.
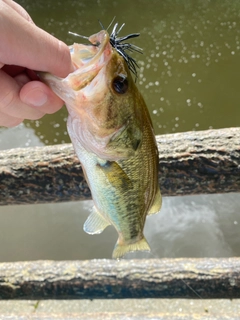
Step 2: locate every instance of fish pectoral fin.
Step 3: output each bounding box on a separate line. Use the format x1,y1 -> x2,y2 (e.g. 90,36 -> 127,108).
97,161 -> 132,190
148,188 -> 162,215
83,206 -> 110,234
112,237 -> 150,259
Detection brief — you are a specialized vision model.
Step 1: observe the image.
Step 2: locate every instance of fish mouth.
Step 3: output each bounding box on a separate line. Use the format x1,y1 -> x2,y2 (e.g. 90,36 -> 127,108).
67,30 -> 113,91
39,30 -> 112,99
70,30 -> 110,67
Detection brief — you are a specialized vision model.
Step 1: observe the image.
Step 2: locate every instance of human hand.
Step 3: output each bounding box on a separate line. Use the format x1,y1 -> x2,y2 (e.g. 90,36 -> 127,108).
0,0 -> 73,127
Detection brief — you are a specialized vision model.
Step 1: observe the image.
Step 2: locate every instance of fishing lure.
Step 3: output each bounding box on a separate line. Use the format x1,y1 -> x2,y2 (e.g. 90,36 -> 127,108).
108,22 -> 142,78
69,20 -> 142,78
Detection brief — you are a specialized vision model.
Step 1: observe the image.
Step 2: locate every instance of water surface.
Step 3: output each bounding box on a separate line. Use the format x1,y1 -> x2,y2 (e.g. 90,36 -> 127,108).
14,0 -> 240,144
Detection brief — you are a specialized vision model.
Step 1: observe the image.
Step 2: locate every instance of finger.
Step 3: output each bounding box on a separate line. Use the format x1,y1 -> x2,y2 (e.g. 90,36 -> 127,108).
20,81 -> 65,114
2,0 -> 34,23
0,69 -> 45,120
0,112 -> 23,128
0,2 -> 73,77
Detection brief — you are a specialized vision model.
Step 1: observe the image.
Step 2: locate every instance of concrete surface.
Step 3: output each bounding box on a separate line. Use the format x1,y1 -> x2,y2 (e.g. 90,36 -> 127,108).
0,299 -> 239,315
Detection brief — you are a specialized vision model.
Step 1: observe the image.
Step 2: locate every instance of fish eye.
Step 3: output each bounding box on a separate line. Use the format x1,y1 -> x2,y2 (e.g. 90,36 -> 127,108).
112,75 -> 128,94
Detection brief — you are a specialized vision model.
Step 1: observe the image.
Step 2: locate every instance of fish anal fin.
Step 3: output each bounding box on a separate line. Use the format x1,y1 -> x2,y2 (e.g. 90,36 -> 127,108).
148,188 -> 162,215
83,206 -> 110,234
112,237 -> 150,259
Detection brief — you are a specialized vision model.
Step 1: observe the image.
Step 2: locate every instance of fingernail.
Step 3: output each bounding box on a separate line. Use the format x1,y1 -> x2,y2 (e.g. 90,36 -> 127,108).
23,89 -> 48,107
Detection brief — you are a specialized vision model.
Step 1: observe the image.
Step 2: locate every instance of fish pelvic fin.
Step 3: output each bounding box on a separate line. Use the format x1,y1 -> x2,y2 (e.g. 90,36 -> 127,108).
112,237 -> 150,259
148,188 -> 162,215
83,206 -> 110,234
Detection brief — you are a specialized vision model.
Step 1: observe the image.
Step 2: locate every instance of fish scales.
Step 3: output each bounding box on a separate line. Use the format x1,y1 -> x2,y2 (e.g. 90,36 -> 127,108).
40,24 -> 162,258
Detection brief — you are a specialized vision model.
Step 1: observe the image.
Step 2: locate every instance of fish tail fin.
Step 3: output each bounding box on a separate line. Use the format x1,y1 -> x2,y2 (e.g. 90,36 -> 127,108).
112,237 -> 150,259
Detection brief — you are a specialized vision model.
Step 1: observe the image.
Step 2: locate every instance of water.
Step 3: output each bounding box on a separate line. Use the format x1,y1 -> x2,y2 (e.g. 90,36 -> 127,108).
0,0 -> 240,261
0,193 -> 239,261
18,0 -> 240,144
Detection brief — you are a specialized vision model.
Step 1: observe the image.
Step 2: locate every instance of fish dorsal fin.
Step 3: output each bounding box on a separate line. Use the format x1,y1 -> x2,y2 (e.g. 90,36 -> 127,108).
148,188 -> 162,215
83,206 -> 110,234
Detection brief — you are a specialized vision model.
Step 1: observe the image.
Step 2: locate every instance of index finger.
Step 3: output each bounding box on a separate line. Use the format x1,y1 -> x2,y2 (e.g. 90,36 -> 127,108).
0,1 -> 73,78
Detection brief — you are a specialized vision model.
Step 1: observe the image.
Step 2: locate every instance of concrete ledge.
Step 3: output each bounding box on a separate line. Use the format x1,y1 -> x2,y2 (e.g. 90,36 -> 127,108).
0,299 -> 240,319
0,258 -> 240,299
1,127 -> 240,205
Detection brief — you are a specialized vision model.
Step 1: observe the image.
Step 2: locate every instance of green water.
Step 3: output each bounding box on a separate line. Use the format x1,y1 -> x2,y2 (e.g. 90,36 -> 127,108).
17,0 -> 240,144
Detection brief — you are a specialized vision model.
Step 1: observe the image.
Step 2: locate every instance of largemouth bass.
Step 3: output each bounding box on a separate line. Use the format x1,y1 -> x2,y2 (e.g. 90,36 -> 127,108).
40,24 -> 161,259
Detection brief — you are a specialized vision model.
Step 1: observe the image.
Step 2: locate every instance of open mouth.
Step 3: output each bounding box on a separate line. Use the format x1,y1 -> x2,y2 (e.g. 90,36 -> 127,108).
65,30 -> 113,91
69,30 -> 111,70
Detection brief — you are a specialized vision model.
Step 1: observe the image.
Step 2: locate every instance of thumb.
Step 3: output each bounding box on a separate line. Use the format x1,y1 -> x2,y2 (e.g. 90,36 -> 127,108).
0,69 -> 44,120
0,2 -> 73,77
20,81 -> 65,114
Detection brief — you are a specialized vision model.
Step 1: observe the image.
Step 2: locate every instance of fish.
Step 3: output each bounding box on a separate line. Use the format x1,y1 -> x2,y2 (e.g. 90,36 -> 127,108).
39,23 -> 162,259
